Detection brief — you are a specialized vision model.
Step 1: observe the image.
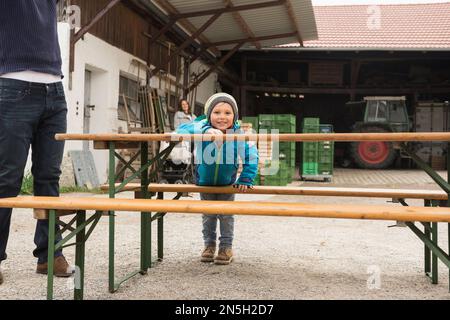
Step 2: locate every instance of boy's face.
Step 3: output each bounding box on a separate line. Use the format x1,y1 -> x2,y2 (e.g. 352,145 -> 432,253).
210,102 -> 234,132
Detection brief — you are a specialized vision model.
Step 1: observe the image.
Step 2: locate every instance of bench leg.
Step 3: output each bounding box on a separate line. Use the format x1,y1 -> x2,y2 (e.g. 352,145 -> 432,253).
424,200 -> 431,278
74,211 -> 86,300
141,212 -> 152,271
157,192 -> 164,261
431,222 -> 438,284
108,210 -> 115,293
424,222 -> 431,277
158,216 -> 164,261
47,209 -> 56,300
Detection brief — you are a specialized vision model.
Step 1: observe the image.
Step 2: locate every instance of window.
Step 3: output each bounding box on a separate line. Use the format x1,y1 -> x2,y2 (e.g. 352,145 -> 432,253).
118,75 -> 141,123
376,101 -> 388,121
367,100 -> 387,122
366,101 -> 377,121
389,101 -> 407,123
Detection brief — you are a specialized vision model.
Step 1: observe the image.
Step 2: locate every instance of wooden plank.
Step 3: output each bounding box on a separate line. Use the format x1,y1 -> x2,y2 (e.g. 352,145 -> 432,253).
57,132 -> 450,143
100,183 -> 448,200
33,209 -> 79,220
2,196 -> 450,222
93,141 -> 140,150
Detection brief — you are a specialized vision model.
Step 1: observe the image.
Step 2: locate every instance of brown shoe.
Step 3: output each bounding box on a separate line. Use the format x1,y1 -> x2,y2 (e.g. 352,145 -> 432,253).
214,247 -> 233,265
201,246 -> 216,262
36,256 -> 74,277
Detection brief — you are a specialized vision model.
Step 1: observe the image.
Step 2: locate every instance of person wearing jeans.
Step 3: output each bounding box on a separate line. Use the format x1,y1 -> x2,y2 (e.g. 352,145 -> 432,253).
177,93 -> 258,265
200,193 -> 235,249
0,0 -> 73,285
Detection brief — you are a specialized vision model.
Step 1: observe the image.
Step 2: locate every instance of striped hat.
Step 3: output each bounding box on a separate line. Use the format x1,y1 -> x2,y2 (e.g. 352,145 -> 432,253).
204,92 -> 238,124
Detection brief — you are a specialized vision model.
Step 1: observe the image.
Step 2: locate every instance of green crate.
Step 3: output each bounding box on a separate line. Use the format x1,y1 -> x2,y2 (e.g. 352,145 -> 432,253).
261,160 -> 290,178
259,122 -> 296,134
279,142 -> 296,152
302,162 -> 318,176
302,125 -> 320,134
278,142 -> 296,165
318,124 -> 334,176
259,114 -> 296,125
258,114 -> 296,134
319,124 -> 333,134
302,117 -> 319,126
318,163 -> 333,175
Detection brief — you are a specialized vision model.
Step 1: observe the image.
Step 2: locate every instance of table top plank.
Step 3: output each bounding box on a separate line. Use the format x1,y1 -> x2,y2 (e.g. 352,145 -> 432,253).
2,196 -> 450,222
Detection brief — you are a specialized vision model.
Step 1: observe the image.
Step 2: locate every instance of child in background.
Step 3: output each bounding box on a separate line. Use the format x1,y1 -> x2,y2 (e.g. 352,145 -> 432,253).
176,93 -> 258,265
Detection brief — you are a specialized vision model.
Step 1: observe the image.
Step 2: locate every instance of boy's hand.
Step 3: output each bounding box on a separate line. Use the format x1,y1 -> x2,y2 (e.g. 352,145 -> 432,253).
205,128 -> 224,147
233,184 -> 253,192
206,128 -> 223,136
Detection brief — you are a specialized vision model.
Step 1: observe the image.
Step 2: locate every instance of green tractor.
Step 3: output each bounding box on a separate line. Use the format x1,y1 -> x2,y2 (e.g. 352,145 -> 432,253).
347,96 -> 410,169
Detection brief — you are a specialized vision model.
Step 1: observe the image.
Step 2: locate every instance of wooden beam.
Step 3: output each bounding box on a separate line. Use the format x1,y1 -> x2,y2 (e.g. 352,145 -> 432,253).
56,132 -> 450,143
187,42 -> 245,93
284,0 -> 304,46
33,209 -> 79,220
149,12 -> 222,78
205,32 -> 297,48
242,85 -> 450,95
144,18 -> 178,48
153,0 -> 220,56
69,0 -> 121,72
223,0 -> 261,49
100,183 -> 448,201
72,0 -> 122,44
170,0 -> 286,19
3,196 -> 450,223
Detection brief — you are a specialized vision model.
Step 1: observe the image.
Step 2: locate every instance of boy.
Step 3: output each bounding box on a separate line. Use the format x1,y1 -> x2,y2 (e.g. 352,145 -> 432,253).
176,93 -> 258,265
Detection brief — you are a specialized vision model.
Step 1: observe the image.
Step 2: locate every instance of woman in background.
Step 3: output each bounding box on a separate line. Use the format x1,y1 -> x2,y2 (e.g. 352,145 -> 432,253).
174,99 -> 196,129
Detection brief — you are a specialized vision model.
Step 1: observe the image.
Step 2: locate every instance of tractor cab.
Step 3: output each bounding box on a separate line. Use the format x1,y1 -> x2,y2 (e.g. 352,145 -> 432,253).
362,96 -> 410,132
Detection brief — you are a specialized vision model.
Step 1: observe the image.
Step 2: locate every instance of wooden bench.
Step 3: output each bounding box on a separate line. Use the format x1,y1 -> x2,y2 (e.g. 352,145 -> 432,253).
103,182 -> 449,291
101,183 -> 448,201
1,195 -> 450,299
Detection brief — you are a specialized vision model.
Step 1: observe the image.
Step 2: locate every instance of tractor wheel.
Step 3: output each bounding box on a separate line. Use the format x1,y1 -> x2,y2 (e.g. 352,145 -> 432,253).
350,126 -> 397,169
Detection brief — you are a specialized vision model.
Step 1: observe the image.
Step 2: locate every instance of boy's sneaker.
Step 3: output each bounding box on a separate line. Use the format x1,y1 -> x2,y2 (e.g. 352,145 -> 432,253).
36,255 -> 75,277
201,246 -> 216,262
214,248 -> 233,265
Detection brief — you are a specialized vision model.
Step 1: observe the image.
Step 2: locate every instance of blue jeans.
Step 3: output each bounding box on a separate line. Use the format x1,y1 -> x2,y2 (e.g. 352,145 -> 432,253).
200,193 -> 235,248
0,78 -> 67,264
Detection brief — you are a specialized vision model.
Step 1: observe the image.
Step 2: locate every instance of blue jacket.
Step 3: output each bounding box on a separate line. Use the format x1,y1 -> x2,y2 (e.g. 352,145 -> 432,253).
176,117 -> 259,186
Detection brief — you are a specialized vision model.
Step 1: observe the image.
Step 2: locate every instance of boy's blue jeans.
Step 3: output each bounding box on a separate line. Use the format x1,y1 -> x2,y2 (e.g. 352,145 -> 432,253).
200,193 -> 235,248
0,78 -> 67,264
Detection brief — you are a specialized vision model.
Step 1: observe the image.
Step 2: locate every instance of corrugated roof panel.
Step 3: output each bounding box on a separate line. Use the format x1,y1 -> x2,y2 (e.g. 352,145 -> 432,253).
152,0 -> 318,49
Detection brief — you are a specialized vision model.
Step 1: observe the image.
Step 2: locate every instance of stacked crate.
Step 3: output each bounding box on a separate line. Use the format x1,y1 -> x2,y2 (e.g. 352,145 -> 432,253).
318,124 -> 334,181
301,118 -> 320,178
258,114 -> 296,186
301,118 -> 334,182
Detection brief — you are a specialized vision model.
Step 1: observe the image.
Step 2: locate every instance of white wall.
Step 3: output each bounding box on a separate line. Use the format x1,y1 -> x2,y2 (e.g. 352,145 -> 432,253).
49,22 -> 218,184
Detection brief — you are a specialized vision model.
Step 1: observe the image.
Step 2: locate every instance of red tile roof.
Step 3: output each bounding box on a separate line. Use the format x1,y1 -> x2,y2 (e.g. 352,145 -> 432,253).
278,2 -> 450,49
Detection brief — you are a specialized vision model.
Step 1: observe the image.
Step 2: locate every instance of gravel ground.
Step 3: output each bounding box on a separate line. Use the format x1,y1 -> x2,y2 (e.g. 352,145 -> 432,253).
0,170 -> 449,300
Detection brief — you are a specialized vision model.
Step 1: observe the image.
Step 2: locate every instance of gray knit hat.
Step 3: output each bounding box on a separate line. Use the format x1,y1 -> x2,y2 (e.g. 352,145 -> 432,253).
204,92 -> 238,124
